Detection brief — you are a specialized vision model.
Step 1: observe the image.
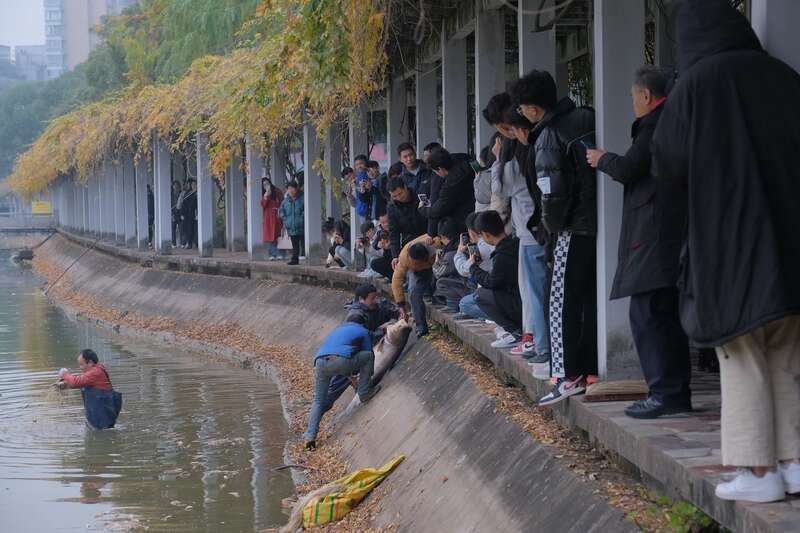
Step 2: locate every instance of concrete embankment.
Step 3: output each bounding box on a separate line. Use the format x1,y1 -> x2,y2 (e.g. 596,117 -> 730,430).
34,233 -> 637,532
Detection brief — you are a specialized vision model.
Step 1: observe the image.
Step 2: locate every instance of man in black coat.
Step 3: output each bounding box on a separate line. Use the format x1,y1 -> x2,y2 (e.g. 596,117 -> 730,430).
386,177 -> 428,270
586,66 -> 691,420
652,0 -> 800,503
469,210 -> 523,349
511,70 -> 596,407
422,148 -> 476,235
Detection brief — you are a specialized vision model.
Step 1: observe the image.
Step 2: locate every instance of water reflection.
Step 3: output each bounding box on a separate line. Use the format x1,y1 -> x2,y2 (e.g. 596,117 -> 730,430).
0,253 -> 293,531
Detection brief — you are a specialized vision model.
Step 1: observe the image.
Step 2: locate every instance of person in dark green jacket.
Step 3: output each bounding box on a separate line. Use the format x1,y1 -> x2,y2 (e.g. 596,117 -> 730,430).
279,181 -> 305,265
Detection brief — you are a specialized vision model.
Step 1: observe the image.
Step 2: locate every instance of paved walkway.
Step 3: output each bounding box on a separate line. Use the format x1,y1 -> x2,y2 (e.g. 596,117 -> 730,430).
58,233 -> 800,532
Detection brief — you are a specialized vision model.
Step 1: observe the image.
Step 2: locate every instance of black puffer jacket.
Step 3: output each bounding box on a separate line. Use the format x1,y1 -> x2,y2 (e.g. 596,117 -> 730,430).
598,104 -> 686,300
387,198 -> 427,258
421,155 -> 475,234
532,98 -> 596,236
652,0 -> 800,346
469,235 -> 520,295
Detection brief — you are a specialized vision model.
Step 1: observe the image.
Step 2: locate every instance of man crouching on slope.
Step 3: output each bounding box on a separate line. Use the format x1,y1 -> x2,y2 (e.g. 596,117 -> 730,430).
303,314 -> 381,450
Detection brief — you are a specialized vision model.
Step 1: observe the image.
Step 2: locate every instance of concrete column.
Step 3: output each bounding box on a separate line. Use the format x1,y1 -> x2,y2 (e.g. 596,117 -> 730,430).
441,31 -> 469,153
88,173 -> 96,235
518,0 -> 556,76
134,155 -> 150,249
387,76 -> 409,156
303,118 -> 324,262
121,153 -> 136,247
324,123 -> 343,221
416,63 -> 439,149
80,183 -> 89,234
475,2 -> 506,156
105,161 -> 116,239
594,0 -> 644,378
269,141 -> 288,186
348,106 -> 370,262
752,0 -> 800,73
225,151 -> 246,252
245,135 -> 268,261
98,162 -> 109,238
114,160 -> 125,244
153,136 -> 173,254
196,133 -> 214,258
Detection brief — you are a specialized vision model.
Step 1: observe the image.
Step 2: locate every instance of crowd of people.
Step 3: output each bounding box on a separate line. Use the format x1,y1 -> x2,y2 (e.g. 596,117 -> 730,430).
299,0 -> 800,505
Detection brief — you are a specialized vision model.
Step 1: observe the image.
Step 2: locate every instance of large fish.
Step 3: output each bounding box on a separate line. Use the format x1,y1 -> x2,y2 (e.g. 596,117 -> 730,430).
334,318 -> 413,420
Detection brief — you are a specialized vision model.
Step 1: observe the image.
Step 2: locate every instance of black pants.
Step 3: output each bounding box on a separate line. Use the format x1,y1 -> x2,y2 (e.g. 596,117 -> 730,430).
290,235 -> 304,262
436,277 -> 472,311
371,252 -> 393,279
180,216 -> 196,247
549,232 -> 597,378
630,287 -> 691,404
475,287 -> 523,337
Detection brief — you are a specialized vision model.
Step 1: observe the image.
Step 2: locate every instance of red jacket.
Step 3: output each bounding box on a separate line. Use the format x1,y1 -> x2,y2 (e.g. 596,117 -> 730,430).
261,188 -> 284,242
63,364 -> 112,391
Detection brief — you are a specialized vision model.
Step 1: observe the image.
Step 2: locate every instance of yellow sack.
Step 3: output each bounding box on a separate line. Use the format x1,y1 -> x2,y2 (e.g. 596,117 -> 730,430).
302,455 -> 405,528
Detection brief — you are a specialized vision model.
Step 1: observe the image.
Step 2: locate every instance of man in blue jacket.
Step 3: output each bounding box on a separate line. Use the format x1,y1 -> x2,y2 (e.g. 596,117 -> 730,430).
303,314 -> 381,449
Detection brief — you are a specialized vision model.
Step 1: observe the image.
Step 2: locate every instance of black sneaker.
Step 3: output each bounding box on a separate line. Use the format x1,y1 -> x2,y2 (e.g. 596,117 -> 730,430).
305,439 -> 316,450
359,384 -> 382,403
416,328 -> 429,338
624,396 -> 692,419
538,376 -> 586,406
287,259 -> 299,266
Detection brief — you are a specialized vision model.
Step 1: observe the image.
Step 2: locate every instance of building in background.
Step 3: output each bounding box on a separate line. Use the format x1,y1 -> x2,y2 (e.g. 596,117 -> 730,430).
15,45 -> 47,82
44,0 -> 139,79
0,45 -> 11,65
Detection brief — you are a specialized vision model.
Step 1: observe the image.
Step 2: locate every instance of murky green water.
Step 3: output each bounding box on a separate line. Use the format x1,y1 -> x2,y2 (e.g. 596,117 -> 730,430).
0,251 -> 294,532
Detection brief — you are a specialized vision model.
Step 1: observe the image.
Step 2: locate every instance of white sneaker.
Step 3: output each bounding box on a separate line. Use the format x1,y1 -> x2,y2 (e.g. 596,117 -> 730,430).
299,255 -> 306,261
715,468 -> 785,503
780,461 -> 800,494
357,268 -> 377,278
491,333 -> 517,349
494,326 -> 506,339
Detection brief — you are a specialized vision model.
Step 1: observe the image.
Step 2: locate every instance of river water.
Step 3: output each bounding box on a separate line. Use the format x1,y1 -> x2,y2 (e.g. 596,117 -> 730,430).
0,251 -> 294,532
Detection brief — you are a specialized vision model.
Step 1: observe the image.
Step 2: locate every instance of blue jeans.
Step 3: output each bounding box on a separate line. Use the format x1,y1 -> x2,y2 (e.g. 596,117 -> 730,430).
304,351 -> 374,441
266,241 -> 285,258
407,269 -> 434,334
459,292 -> 489,320
335,245 -> 352,267
519,242 -> 551,354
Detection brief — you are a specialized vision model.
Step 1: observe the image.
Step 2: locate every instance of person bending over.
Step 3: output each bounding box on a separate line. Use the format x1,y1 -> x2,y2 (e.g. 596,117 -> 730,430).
303,314 -> 381,450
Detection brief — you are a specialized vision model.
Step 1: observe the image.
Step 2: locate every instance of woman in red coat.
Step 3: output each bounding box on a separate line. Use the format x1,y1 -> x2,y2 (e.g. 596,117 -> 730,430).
261,178 -> 285,259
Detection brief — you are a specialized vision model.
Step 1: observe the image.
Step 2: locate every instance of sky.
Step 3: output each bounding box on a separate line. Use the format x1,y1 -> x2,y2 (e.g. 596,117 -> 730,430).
0,0 -> 45,49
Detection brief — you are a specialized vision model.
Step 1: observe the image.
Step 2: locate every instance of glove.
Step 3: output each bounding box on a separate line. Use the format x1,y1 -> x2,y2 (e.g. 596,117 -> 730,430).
58,368 -> 68,379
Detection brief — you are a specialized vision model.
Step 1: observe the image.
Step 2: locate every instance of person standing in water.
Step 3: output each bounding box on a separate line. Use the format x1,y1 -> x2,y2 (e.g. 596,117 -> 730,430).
58,349 -> 122,430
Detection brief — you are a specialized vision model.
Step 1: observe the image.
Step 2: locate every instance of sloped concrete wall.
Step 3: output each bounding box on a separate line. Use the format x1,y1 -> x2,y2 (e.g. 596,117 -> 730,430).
38,234 -> 635,533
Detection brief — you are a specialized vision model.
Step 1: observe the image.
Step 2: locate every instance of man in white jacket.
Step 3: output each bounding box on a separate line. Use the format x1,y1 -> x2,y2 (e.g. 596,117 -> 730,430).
484,95 -> 551,376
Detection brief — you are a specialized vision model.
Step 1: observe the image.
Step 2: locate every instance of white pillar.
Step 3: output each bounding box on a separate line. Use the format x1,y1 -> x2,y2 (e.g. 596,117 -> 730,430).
225,151 -> 246,252
100,161 -> 112,238
122,153 -> 136,247
269,141 -> 288,186
245,135 -> 268,261
89,172 -> 98,235
81,182 -> 88,233
303,118 -> 324,262
134,154 -> 150,249
752,0 -> 800,73
114,160 -> 125,244
594,0 -> 644,378
196,133 -> 215,257
441,31 -> 469,153
518,0 -> 556,77
387,77 -> 409,156
324,123 -> 343,221
416,63 -> 439,149
348,106 -> 369,261
153,136 -> 173,254
475,3 -> 506,156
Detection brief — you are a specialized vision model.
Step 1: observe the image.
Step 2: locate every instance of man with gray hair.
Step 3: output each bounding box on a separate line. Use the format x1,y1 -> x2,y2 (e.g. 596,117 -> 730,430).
586,65 -> 691,419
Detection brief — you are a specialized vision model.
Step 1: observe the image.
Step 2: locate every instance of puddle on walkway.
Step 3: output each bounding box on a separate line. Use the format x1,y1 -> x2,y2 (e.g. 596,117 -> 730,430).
0,252 -> 294,531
